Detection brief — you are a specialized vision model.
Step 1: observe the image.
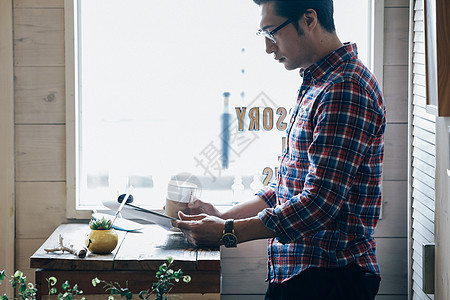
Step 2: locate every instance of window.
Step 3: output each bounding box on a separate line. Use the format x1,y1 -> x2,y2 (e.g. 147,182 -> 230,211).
66,0 -> 380,216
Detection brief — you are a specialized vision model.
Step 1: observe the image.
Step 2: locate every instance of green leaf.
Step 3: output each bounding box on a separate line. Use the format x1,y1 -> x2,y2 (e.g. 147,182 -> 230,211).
0,294 -> 9,300
120,288 -> 129,297
166,257 -> 173,265
19,283 -> 27,293
159,263 -> 167,273
0,270 -> 5,281
183,275 -> 191,283
138,290 -> 148,299
47,276 -> 58,286
91,277 -> 101,287
13,271 -> 23,279
65,293 -> 73,300
62,281 -> 70,291
126,291 -> 133,300
50,287 -> 58,295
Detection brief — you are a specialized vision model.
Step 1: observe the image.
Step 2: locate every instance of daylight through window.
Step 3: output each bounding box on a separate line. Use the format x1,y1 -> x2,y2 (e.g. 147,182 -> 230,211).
73,0 -> 372,210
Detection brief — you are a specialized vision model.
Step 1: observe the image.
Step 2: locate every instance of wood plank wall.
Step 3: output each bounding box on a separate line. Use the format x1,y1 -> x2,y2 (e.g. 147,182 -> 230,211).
378,0 -> 409,298
410,0 -> 436,299
0,0 -> 16,297
10,1 -> 409,299
13,0 -> 69,282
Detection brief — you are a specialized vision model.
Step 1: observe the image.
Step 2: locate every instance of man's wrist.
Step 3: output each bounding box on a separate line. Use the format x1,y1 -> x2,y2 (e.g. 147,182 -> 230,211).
233,216 -> 277,244
221,219 -> 238,247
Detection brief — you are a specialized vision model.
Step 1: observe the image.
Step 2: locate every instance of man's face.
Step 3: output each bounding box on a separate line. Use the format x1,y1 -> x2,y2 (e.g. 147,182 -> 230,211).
259,2 -> 315,71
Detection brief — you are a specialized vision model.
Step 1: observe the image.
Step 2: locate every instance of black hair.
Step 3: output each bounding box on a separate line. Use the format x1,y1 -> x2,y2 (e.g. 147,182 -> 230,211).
253,0 -> 336,33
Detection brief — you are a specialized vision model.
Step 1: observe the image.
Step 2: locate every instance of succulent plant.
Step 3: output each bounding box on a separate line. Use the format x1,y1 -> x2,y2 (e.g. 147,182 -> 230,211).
89,217 -> 113,230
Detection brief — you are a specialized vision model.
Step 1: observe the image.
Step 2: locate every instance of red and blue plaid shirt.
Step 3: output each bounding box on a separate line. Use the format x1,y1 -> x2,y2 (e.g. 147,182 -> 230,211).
257,43 -> 386,283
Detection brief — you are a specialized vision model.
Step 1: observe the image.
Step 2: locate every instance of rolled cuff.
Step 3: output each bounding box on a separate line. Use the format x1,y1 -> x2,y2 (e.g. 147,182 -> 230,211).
255,183 -> 277,207
258,206 -> 297,244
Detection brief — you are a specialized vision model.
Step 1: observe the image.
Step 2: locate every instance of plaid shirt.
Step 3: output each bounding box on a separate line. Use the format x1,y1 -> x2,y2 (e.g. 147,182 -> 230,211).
257,43 -> 386,283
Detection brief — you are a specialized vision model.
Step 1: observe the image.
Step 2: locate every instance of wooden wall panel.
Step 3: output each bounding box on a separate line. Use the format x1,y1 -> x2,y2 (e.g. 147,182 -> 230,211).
384,7 -> 409,66
15,238 -> 46,288
14,8 -> 64,66
375,181 -> 407,238
377,237 -> 408,295
11,0 -> 68,293
14,0 -> 63,8
384,66 -> 408,123
220,240 -> 267,295
15,125 -> 66,181
0,0 -> 16,296
381,3 -> 409,298
15,66 -> 65,124
385,0 -> 410,7
383,123 -> 408,181
16,182 -> 67,239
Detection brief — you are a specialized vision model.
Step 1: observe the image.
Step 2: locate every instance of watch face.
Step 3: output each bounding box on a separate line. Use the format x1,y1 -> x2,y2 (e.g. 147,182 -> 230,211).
222,233 -> 237,247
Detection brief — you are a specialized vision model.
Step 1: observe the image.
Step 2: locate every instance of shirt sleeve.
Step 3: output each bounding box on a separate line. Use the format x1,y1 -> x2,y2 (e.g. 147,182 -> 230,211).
255,181 -> 277,207
258,80 -> 385,244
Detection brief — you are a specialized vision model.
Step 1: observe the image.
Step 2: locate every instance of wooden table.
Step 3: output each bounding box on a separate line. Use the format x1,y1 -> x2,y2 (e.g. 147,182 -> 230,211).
30,223 -> 220,299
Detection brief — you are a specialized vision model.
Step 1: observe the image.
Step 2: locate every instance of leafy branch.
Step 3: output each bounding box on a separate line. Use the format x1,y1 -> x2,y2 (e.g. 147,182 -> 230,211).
0,270 -> 37,300
0,257 -> 190,300
92,257 -> 191,300
47,277 -> 84,300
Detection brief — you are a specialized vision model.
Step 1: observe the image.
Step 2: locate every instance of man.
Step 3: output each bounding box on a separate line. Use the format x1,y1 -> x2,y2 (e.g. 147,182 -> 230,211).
174,1 -> 386,299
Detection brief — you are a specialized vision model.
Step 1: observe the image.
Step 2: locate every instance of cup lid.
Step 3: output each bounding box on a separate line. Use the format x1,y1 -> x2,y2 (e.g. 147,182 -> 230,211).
167,180 -> 197,202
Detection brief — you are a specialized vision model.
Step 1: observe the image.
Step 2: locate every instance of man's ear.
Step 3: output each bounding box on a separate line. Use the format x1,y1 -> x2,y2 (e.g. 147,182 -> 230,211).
303,9 -> 318,29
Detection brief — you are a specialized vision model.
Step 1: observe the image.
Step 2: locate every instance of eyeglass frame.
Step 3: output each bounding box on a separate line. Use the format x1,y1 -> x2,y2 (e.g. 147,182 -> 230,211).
256,19 -> 292,43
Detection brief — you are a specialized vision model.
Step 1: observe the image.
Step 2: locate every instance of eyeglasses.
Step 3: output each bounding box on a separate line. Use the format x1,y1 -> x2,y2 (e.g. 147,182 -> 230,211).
256,19 -> 292,43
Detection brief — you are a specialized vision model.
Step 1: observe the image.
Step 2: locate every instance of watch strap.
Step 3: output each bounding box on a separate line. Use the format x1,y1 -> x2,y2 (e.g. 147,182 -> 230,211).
224,219 -> 234,233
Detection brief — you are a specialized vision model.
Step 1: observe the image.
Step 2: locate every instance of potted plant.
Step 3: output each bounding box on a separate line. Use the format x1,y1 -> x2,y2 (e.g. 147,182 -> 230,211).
85,217 -> 118,254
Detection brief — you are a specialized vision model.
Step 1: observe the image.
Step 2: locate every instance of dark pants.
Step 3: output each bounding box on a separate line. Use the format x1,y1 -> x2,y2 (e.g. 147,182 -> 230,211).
265,263 -> 381,300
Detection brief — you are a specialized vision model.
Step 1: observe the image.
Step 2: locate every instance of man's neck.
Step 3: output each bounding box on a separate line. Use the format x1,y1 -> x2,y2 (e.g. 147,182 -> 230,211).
313,32 -> 343,63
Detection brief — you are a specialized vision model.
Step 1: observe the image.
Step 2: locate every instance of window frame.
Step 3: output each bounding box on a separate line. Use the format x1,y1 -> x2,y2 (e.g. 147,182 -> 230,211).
65,0 -> 385,218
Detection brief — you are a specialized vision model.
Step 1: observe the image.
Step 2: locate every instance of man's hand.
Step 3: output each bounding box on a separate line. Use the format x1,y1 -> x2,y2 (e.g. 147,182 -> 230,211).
173,211 -> 225,247
188,197 -> 223,218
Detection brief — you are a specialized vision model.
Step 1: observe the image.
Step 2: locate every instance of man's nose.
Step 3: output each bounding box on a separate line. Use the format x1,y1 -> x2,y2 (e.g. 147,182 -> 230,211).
265,38 -> 277,54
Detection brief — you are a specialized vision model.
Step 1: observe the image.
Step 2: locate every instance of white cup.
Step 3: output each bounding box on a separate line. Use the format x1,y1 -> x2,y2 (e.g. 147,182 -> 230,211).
165,180 -> 197,218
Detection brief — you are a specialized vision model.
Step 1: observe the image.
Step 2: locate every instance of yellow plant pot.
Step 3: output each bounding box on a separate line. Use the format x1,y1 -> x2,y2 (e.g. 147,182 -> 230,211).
85,229 -> 118,254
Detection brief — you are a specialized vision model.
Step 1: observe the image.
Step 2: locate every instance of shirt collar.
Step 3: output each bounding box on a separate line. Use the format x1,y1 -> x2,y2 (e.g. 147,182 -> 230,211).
300,42 -> 359,81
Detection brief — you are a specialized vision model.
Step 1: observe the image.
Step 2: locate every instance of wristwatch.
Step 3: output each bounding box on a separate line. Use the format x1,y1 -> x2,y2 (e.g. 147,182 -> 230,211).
221,219 -> 238,248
